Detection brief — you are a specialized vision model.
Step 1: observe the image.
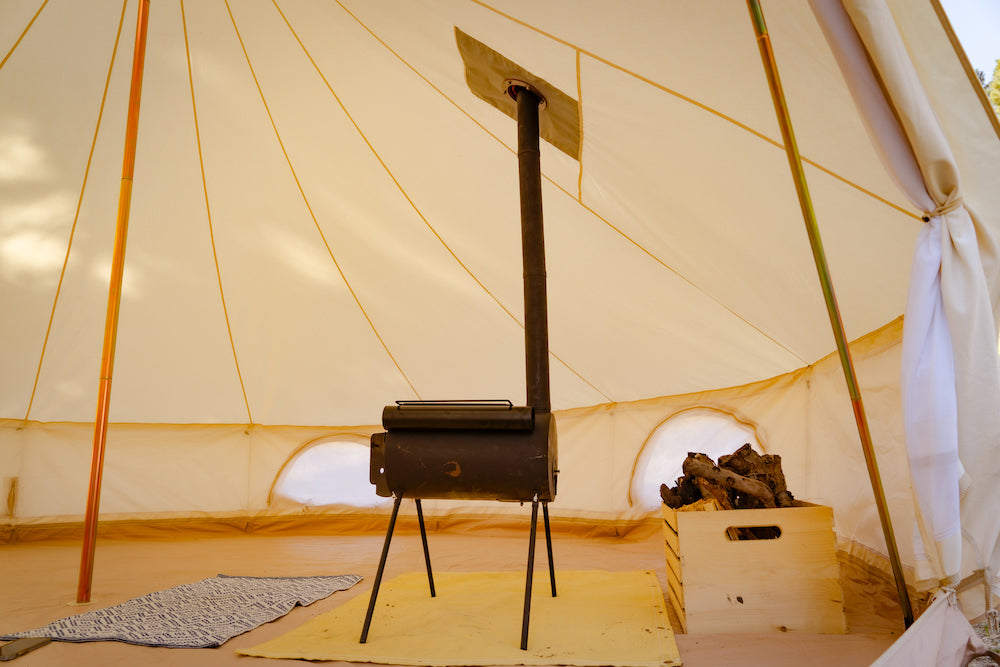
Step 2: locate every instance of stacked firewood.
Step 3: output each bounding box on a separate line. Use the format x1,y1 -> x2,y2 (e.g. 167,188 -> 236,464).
660,443 -> 795,511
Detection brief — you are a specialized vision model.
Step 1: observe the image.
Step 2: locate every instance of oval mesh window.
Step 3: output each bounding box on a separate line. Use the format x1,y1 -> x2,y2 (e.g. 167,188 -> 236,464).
272,438 -> 391,508
630,408 -> 764,510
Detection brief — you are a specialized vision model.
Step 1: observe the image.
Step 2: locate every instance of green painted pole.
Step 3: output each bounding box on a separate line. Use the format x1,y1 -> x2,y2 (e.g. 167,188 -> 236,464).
746,0 -> 913,628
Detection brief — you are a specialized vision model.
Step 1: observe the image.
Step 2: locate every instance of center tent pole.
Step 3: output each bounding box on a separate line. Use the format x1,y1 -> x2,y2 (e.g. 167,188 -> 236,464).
77,0 -> 151,604
745,0 -> 914,628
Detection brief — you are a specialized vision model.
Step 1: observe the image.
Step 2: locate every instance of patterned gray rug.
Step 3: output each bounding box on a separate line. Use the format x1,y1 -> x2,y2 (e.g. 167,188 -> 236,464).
0,574 -> 361,648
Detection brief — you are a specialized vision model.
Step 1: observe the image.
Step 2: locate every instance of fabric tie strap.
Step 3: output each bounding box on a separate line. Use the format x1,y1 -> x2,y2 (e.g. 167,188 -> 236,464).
922,196 -> 964,222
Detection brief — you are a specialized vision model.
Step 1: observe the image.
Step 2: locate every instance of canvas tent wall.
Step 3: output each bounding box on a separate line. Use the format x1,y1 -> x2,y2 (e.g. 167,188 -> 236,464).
1,0 -> 998,617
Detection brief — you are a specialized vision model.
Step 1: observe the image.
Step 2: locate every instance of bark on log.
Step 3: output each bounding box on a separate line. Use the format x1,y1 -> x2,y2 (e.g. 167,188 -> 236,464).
694,475 -> 734,510
660,445 -> 795,515
660,474 -> 701,508
718,443 -> 795,508
682,452 -> 776,508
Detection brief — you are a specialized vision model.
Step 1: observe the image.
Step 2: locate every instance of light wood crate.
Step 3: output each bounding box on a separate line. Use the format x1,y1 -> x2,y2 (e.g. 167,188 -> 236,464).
662,501 -> 846,634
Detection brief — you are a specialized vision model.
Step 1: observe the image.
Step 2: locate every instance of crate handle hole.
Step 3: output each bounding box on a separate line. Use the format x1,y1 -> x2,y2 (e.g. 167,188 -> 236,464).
724,525 -> 782,540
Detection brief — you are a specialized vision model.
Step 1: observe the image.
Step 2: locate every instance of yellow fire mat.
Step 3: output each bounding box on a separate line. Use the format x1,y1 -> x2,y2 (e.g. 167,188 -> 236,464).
239,570 -> 681,666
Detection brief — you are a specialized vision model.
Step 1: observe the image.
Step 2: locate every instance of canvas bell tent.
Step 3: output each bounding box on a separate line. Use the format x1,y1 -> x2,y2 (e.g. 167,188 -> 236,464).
2,0 -> 1000,630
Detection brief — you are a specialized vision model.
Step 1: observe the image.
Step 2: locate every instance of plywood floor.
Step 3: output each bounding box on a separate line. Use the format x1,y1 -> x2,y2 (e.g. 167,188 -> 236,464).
0,522 -> 904,666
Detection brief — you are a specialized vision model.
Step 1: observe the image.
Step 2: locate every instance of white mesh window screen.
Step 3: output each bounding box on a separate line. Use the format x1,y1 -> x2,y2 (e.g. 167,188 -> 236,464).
272,438 -> 391,508
630,408 -> 765,510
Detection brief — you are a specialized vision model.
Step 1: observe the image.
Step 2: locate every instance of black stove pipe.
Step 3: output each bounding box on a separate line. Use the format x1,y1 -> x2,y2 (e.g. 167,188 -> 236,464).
515,86 -> 551,414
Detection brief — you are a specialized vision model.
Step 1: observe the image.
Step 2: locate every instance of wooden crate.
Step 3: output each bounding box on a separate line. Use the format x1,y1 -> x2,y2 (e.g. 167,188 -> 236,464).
662,501 -> 846,634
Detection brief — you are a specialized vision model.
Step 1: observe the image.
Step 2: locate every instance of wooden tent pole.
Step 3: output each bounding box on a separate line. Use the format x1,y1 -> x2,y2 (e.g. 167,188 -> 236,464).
745,0 -> 914,628
77,0 -> 151,605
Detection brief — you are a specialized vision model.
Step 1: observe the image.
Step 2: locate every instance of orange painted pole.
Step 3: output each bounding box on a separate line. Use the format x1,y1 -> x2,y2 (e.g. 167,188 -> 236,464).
746,0 -> 914,628
77,0 -> 151,604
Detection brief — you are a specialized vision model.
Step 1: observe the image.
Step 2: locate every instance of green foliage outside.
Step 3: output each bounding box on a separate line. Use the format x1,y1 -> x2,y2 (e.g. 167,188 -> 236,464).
989,59 -> 1000,119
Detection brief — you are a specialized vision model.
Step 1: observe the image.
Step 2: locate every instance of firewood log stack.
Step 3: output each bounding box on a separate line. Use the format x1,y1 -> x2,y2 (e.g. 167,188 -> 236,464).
660,443 -> 795,511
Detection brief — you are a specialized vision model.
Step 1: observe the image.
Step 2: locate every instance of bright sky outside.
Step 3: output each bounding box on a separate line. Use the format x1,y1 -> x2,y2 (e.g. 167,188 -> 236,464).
940,0 -> 1000,78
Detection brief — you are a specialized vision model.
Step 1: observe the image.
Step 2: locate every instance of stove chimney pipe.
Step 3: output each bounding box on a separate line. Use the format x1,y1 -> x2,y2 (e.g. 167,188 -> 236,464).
514,85 -> 551,414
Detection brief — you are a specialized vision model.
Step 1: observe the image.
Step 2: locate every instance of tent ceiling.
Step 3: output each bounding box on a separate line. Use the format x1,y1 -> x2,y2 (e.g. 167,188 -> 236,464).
0,0 -> 924,427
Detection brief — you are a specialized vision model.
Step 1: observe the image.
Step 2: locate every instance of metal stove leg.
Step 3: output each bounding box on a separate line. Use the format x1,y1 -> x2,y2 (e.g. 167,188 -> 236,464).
361,493 -> 403,643
415,499 -> 435,597
521,494 -> 540,650
542,501 -> 556,597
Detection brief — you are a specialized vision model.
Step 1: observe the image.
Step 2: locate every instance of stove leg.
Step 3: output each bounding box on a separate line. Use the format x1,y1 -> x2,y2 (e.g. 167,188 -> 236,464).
361,493 -> 403,643
542,501 -> 556,597
415,498 -> 435,597
521,494 -> 540,650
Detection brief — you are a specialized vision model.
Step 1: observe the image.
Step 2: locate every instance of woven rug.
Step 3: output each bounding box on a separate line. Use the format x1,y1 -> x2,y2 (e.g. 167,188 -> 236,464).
239,570 -> 682,666
0,574 -> 361,648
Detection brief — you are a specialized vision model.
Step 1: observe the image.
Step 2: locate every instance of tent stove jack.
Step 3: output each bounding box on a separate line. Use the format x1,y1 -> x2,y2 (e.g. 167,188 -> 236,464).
363,81 -> 560,651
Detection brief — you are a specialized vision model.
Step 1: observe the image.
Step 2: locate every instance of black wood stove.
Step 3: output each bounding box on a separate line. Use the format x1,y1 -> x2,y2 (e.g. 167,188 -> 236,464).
362,73 -> 563,651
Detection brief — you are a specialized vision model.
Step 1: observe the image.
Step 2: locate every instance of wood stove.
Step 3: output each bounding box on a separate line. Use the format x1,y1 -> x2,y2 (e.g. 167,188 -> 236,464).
361,77 -> 563,651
